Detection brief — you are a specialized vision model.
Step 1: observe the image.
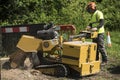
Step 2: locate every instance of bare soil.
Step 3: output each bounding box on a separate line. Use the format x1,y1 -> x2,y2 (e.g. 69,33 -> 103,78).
1,57 -> 120,80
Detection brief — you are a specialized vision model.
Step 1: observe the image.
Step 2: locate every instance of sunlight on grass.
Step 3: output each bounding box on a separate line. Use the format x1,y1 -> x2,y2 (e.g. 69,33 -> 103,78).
105,31 -> 120,61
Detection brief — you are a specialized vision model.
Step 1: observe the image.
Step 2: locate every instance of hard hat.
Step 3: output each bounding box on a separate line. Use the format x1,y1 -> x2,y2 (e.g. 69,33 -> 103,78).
86,2 -> 96,10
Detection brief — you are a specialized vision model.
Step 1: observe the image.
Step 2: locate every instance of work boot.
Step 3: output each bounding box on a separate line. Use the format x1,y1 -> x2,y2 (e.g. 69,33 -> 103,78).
101,60 -> 108,66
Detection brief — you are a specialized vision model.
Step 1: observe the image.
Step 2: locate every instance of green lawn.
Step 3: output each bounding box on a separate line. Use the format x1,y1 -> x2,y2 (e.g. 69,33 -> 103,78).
101,31 -> 120,80
106,31 -> 120,62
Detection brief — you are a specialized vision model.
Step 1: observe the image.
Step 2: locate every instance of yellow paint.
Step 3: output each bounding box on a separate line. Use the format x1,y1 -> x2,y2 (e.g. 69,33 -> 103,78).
42,39 -> 59,51
17,35 -> 42,52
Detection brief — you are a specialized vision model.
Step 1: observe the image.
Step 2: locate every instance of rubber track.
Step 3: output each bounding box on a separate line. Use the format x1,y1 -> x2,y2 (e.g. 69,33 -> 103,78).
35,64 -> 68,77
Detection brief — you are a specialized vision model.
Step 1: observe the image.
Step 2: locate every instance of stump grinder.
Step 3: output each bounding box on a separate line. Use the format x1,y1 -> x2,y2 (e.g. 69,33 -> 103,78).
9,25 -> 100,77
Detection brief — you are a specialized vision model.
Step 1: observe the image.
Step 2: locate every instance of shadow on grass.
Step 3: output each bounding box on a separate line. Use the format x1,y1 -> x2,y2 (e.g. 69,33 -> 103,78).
107,65 -> 120,74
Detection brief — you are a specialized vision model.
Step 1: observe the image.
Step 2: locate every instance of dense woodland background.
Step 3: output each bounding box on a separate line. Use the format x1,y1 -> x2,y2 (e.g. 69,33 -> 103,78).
0,0 -> 120,31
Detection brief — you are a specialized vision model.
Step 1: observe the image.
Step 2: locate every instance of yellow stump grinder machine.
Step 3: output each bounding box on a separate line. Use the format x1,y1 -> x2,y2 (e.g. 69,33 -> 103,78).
9,24 -> 100,77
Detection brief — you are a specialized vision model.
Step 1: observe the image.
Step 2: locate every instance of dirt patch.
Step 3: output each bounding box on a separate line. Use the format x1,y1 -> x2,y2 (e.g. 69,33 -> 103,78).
1,69 -> 52,80
1,57 -> 120,80
1,58 -> 55,80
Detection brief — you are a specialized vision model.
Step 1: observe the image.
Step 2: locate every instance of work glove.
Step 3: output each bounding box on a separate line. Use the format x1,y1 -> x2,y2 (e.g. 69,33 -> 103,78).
91,27 -> 98,31
86,26 -> 92,31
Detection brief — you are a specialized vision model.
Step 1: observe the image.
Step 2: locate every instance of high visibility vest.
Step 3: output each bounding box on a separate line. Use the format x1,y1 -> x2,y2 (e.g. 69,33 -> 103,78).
90,10 -> 105,33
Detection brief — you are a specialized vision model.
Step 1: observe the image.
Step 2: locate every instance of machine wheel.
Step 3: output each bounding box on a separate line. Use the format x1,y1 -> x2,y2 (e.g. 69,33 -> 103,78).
54,64 -> 68,77
35,64 -> 69,77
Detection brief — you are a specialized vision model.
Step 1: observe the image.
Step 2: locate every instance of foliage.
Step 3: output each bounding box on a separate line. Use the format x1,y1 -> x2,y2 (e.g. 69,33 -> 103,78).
97,0 -> 120,31
0,0 -> 119,31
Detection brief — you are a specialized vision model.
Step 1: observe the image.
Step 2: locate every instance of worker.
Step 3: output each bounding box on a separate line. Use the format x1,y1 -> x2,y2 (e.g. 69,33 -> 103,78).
86,2 -> 107,64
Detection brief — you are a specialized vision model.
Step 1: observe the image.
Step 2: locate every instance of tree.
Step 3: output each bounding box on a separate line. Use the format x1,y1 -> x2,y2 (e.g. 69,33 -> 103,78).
0,0 -> 119,31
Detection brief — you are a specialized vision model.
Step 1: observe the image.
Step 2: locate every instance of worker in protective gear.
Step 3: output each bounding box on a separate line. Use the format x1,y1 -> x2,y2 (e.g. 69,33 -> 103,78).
86,2 -> 107,64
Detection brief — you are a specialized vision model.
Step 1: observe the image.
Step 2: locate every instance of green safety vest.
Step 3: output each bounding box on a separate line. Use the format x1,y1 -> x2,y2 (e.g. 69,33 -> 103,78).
90,10 -> 105,33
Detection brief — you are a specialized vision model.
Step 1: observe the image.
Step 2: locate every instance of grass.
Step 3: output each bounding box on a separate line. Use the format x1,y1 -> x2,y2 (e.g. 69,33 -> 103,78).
99,31 -> 120,80
105,31 -> 120,62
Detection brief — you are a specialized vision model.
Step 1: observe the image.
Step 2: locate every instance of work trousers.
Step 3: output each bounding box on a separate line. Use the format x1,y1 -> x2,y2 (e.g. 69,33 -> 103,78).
93,33 -> 107,62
